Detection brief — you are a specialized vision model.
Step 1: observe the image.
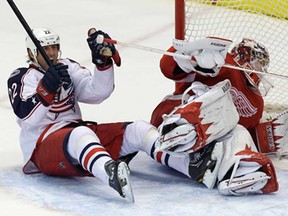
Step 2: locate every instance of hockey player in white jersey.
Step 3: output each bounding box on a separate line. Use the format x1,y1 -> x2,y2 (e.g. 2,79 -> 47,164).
7,28 -> 278,201
7,27 -> 142,202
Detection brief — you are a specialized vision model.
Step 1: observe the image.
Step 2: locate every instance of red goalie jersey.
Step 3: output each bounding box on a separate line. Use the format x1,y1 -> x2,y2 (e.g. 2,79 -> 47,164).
151,47 -> 263,130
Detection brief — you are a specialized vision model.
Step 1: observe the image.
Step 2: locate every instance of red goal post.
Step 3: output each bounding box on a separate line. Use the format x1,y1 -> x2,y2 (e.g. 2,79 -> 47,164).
174,0 -> 288,111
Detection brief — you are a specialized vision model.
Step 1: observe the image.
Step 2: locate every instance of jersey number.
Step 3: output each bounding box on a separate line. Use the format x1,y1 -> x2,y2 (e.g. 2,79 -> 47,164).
8,83 -> 18,104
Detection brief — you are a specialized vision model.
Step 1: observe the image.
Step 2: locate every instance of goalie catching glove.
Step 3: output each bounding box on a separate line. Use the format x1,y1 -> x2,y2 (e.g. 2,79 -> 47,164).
87,28 -> 121,69
173,37 -> 232,76
156,79 -> 239,154
255,110 -> 288,159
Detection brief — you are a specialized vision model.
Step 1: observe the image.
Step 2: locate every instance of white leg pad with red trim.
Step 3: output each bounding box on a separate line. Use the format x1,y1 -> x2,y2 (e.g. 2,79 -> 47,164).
218,171 -> 270,195
217,125 -> 279,195
255,109 -> 288,158
156,79 -> 239,154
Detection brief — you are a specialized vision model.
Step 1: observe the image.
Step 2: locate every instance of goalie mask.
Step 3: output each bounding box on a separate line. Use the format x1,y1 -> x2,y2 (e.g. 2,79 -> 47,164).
26,28 -> 61,62
230,38 -> 271,95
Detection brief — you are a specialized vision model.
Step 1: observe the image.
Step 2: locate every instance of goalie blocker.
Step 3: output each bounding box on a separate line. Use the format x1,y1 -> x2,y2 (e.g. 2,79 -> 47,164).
172,36 -> 232,76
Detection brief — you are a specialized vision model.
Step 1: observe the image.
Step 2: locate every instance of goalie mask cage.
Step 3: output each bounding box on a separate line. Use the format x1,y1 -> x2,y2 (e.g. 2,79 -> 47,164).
175,0 -> 288,112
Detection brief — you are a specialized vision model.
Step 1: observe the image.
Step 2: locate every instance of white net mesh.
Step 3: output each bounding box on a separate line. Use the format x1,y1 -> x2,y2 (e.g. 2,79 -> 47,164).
182,0 -> 288,111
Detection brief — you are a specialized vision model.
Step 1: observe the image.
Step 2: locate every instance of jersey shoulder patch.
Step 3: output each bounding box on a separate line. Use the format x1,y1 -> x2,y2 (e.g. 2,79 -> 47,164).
7,67 -> 40,119
8,67 -> 29,84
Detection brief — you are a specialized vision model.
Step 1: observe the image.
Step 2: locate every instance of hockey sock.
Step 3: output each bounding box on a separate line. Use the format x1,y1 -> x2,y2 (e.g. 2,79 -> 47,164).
67,126 -> 112,184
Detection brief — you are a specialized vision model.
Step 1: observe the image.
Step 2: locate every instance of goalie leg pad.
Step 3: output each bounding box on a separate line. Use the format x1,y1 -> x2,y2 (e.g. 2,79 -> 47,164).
255,109 -> 288,158
237,151 -> 279,194
218,171 -> 270,196
156,80 -> 239,155
255,121 -> 277,154
176,80 -> 239,152
217,125 -> 279,195
177,80 -> 239,146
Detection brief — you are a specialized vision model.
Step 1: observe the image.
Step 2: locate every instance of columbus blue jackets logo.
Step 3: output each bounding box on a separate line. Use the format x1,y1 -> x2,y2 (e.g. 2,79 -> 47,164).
49,82 -> 75,118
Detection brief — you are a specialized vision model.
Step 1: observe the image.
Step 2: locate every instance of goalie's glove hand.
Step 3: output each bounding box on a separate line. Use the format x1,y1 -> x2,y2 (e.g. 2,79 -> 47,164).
87,28 -> 121,69
36,63 -> 70,106
172,37 -> 232,77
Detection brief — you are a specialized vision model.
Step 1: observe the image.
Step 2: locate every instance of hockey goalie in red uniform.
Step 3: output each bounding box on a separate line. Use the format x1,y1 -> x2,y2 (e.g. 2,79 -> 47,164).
147,37 -> 288,194
151,37 -> 288,159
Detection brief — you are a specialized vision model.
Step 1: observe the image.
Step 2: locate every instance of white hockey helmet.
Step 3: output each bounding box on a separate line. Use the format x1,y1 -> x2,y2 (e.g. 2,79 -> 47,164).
26,27 -> 60,60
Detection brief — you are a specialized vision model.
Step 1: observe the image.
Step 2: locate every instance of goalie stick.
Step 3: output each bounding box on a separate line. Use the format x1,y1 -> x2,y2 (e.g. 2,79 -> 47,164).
96,35 -> 288,80
7,0 -> 52,67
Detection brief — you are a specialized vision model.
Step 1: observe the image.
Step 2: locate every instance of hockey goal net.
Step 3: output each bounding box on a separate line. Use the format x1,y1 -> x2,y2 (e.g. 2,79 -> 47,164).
175,0 -> 288,112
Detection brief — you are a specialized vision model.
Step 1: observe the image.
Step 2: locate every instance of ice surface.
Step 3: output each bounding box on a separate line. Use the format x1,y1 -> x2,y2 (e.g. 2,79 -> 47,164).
0,0 -> 287,215
0,153 -> 288,216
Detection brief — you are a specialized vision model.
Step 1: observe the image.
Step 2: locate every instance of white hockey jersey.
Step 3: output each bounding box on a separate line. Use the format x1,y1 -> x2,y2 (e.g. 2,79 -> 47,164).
7,58 -> 115,173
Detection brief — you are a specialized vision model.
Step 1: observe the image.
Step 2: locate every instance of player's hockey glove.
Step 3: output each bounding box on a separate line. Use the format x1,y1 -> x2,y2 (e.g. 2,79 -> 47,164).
36,63 -> 70,106
87,28 -> 121,70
